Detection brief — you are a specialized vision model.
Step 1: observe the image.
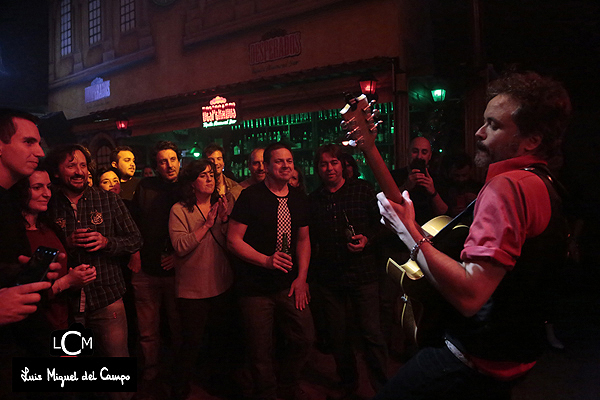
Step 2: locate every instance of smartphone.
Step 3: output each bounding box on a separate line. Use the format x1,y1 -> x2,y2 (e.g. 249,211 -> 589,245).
410,158 -> 427,174
15,246 -> 59,285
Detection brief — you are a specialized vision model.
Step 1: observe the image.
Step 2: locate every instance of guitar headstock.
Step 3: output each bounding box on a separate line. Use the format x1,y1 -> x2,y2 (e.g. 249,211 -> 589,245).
339,93 -> 381,149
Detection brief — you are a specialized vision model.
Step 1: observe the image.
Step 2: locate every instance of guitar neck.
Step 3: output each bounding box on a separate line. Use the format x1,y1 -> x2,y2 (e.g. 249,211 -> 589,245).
340,94 -> 403,204
362,145 -> 404,204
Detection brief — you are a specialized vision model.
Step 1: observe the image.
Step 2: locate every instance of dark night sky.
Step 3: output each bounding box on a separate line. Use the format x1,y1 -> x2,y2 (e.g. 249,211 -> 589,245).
0,0 -> 48,112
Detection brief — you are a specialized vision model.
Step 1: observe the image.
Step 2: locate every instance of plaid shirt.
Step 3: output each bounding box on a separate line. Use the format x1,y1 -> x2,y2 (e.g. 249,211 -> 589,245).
309,178 -> 381,288
48,186 -> 142,311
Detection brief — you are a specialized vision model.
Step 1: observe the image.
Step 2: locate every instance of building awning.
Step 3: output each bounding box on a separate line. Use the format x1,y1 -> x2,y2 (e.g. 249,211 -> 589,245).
70,57 -> 398,135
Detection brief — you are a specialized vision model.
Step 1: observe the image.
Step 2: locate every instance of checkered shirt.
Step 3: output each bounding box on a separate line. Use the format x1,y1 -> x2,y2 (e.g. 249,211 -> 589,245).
48,186 -> 142,311
309,178 -> 381,288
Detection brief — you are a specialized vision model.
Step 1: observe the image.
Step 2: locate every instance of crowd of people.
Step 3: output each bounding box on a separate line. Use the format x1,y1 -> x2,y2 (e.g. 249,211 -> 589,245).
0,70 -> 574,400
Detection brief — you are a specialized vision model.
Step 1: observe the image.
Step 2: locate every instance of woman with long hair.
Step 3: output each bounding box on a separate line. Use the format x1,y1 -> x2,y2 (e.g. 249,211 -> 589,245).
168,158 -> 236,399
12,165 -> 96,330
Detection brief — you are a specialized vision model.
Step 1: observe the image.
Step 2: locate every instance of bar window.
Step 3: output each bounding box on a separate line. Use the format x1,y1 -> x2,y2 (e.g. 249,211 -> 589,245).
120,0 -> 136,32
60,0 -> 72,56
89,0 -> 101,45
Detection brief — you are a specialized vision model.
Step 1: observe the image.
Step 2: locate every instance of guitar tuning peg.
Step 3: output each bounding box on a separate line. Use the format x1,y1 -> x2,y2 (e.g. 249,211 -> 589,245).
372,109 -> 381,119
345,139 -> 360,147
341,135 -> 356,147
340,120 -> 349,131
369,121 -> 382,134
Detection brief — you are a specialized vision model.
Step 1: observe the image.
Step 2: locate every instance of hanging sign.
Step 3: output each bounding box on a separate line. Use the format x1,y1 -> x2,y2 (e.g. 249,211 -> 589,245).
249,31 -> 301,65
202,96 -> 237,128
85,77 -> 110,103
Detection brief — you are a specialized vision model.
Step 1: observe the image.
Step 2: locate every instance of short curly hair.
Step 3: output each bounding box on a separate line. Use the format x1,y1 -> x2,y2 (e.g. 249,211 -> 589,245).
45,144 -> 92,182
487,71 -> 571,159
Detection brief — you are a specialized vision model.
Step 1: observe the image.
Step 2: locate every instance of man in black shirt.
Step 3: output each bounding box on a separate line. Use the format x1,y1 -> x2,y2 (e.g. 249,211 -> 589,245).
391,137 -> 447,224
228,142 -> 314,400
111,146 -> 140,202
0,108 -> 62,399
131,141 -> 182,385
0,109 -> 48,290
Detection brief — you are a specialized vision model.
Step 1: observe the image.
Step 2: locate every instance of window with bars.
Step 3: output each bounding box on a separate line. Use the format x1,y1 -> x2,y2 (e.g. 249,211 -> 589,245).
120,0 -> 136,32
60,0 -> 72,56
89,0 -> 102,45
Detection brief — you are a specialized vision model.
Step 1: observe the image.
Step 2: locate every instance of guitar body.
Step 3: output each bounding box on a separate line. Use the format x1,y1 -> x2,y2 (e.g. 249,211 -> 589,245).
386,219 -> 469,347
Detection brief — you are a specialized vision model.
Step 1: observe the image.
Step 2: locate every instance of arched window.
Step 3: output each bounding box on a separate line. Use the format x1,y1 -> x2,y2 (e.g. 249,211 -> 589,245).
96,144 -> 112,170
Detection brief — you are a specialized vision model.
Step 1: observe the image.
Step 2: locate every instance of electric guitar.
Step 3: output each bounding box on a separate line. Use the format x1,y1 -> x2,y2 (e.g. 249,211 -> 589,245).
340,94 -> 470,346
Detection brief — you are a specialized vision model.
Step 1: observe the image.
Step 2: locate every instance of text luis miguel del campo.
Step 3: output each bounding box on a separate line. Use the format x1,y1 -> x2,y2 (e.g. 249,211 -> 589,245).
12,323 -> 136,392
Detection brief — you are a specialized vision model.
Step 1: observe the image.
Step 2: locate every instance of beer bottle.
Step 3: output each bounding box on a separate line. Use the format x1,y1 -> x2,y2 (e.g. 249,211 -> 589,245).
281,233 -> 291,256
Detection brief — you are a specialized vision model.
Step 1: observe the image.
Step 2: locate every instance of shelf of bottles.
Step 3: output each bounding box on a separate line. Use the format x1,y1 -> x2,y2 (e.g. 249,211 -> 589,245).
229,102 -> 395,188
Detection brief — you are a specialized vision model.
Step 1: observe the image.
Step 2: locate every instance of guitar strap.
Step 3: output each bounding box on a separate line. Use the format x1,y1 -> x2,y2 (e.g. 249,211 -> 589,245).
431,198 -> 477,244
435,164 -> 566,243
522,164 -> 570,203
433,162 -> 568,242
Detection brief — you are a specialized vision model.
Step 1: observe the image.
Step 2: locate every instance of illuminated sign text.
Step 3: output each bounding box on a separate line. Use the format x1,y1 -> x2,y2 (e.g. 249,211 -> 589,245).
202,96 -> 237,128
85,78 -> 110,103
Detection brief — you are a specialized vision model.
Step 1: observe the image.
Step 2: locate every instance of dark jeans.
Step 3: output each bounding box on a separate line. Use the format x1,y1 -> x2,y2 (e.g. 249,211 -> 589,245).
131,271 -> 181,381
319,281 -> 388,391
172,290 -> 236,392
239,290 -> 315,400
373,346 -> 513,400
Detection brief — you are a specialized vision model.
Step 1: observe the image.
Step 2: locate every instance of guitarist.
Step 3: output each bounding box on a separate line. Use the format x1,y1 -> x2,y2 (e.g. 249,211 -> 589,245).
361,72 -> 571,400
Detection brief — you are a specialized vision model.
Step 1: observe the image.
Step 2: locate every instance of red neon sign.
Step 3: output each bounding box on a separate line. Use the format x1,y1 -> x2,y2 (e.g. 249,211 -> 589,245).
202,96 -> 237,127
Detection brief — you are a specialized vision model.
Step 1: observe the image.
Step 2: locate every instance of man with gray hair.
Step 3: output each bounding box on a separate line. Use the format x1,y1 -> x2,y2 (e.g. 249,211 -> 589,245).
240,147 -> 266,189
